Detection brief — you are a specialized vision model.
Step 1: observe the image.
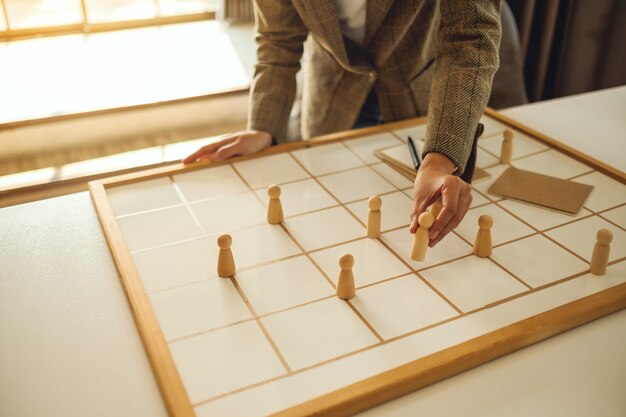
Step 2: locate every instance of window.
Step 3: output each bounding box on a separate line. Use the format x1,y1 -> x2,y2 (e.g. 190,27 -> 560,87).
0,0 -> 217,39
0,4 -> 6,31
159,0 -> 215,16
4,0 -> 82,29
86,0 -> 157,23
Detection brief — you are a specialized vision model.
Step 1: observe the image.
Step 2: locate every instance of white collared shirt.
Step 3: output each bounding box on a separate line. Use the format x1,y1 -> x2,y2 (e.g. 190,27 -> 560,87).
336,0 -> 366,46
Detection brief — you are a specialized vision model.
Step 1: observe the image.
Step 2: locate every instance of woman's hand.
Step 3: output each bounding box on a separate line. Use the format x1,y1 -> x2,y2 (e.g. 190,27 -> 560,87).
409,152 -> 472,247
183,130 -> 273,164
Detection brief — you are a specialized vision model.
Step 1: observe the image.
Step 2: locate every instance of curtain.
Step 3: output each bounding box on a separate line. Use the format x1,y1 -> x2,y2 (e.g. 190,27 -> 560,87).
508,0 -> 626,101
220,0 -> 254,22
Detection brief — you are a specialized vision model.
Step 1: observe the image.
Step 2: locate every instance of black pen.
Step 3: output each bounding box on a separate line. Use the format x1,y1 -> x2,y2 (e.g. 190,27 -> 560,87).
407,136 -> 421,171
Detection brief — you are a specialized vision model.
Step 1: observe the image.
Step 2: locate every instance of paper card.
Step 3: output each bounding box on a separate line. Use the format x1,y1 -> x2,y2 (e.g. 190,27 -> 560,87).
487,166 -> 593,214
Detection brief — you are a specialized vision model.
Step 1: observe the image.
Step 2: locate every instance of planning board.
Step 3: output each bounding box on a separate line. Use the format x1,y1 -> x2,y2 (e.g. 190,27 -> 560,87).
89,109 -> 626,417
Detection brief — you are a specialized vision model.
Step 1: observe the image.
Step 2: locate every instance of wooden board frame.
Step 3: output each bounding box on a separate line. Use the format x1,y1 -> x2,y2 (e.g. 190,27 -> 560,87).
89,109 -> 626,417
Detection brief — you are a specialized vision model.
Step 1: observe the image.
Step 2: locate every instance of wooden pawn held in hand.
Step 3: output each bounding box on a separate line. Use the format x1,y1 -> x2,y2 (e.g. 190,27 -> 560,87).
367,195 -> 382,238
410,212 -> 434,262
337,254 -> 355,300
500,129 -> 514,165
267,184 -> 284,224
590,228 -> 613,275
474,214 -> 493,257
217,234 -> 236,277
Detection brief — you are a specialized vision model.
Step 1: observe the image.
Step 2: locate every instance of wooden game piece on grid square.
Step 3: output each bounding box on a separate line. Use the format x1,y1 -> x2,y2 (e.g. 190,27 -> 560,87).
367,195 -> 382,238
474,214 -> 493,257
410,212 -> 434,262
217,234 -> 236,277
590,228 -> 613,275
500,129 -> 514,165
337,254 -> 355,300
429,202 -> 442,220
267,184 -> 284,224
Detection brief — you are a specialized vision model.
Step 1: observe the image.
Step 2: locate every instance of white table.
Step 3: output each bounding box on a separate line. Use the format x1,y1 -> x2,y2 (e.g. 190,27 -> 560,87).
501,86 -> 626,174
2,87 -> 625,417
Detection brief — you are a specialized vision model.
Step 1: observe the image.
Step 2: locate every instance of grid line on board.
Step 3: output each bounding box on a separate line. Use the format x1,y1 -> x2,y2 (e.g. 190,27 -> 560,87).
470,187 -> 593,234
228,156 -> 385,366
374,234 -> 466,315
114,202 -> 186,219
141,230 -> 409,296
123,183 -> 408,256
118,131 -> 410,255
191,256 -> 626,408
597,202 -> 626,232
278,148 -> 394,342
451,197 -> 595,288
277,143 -> 543,334
169,174 -> 293,373
164,260 -> 449,346
228,276 -> 293,372
490,196 -> 595,265
477,138 -> 551,162
218,158 -> 332,373
228,160 -> 340,293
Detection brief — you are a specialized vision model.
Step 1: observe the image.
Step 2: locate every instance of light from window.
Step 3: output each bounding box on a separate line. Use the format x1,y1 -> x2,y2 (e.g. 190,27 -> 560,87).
0,5 -> 6,31
4,0 -> 82,29
85,0 -> 157,23
158,0 -> 215,16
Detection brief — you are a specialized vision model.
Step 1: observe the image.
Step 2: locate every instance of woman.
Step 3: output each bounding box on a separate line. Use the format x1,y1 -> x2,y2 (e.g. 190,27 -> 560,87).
184,0 -> 502,246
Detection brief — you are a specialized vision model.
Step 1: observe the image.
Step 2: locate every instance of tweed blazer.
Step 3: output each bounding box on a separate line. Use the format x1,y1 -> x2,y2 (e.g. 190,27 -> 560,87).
248,0 -> 502,175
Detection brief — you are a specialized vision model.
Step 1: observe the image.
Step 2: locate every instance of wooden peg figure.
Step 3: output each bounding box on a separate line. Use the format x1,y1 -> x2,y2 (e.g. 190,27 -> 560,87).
217,234 -> 236,277
474,214 -> 493,257
367,195 -> 382,238
267,184 -> 284,224
337,254 -> 355,300
501,129 -> 514,165
410,212 -> 434,262
590,228 -> 613,275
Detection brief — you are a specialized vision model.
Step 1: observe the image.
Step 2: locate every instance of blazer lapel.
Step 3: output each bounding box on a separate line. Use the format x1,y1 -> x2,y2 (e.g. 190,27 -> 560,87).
364,0 -> 395,48
298,0 -> 349,65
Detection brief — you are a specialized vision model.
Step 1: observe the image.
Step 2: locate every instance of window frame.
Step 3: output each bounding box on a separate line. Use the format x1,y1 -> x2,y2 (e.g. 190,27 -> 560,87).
0,0 -> 216,41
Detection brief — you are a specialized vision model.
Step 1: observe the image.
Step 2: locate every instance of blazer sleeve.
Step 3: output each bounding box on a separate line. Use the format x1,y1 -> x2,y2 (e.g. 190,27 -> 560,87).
422,0 -> 502,175
247,0 -> 308,143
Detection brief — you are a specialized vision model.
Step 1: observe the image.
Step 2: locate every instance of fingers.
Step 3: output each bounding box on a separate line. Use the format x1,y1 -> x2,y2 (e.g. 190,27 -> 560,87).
182,148 -> 208,164
429,181 -> 472,247
182,131 -> 272,164
409,185 -> 439,233
409,198 -> 433,233
430,191 -> 471,247
210,140 -> 243,162
429,177 -> 460,241
182,136 -> 235,164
